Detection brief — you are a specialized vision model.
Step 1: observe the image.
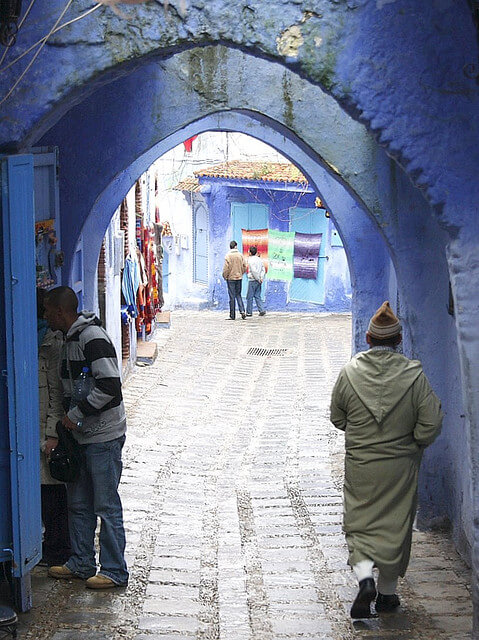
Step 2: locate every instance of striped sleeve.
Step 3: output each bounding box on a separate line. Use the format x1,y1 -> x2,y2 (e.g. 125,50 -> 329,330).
77,327 -> 122,416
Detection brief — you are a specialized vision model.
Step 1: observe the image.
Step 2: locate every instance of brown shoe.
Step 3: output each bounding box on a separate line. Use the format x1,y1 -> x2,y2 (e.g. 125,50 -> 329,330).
48,565 -> 83,580
86,574 -> 126,590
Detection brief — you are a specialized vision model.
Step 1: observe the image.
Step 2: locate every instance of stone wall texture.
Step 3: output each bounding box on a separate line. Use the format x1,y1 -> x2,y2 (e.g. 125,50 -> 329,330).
0,0 -> 478,630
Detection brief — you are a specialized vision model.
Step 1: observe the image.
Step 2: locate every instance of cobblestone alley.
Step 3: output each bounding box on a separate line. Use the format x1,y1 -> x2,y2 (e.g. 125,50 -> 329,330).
18,312 -> 472,640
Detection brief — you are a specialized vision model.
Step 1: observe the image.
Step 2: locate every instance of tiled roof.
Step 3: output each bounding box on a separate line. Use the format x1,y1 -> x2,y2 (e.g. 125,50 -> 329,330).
173,176 -> 201,192
194,160 -> 308,184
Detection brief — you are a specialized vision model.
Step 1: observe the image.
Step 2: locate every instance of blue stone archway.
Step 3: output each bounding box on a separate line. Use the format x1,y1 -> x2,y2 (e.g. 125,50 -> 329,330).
77,109 -> 394,351
35,46 -> 466,574
0,0 -> 477,621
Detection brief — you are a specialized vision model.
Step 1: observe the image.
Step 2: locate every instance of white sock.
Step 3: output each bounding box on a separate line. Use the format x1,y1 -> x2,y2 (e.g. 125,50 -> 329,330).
353,559 -> 374,583
377,574 -> 398,595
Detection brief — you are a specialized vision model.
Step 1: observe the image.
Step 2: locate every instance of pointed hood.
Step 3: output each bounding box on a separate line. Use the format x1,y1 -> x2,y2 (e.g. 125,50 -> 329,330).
368,300 -> 402,339
344,350 -> 422,424
66,311 -> 102,340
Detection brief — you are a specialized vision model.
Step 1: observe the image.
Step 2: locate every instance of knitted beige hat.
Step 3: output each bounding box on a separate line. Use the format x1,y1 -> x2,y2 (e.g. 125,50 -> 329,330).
368,301 -> 402,339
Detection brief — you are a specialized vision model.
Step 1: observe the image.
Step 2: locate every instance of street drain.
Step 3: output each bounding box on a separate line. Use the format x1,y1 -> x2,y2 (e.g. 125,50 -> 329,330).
247,347 -> 292,357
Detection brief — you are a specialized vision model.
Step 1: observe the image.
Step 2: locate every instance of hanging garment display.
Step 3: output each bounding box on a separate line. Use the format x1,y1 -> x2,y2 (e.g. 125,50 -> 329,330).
241,228 -> 269,272
135,246 -> 149,335
121,254 -> 140,317
143,227 -> 156,334
293,232 -> 322,279
267,230 -> 295,281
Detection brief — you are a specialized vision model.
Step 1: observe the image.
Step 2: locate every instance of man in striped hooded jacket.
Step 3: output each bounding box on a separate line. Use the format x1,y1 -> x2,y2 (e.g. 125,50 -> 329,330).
44,286 -> 128,589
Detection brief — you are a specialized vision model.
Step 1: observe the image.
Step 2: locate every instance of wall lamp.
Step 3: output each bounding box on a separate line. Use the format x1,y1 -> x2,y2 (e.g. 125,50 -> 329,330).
0,0 -> 23,47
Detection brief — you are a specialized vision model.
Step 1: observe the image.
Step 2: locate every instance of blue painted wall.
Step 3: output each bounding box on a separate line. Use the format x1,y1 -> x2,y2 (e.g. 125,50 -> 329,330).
18,48 -> 467,564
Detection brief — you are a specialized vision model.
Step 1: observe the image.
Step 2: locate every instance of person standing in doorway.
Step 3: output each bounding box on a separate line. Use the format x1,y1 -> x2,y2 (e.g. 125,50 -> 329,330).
330,301 -> 442,618
222,240 -> 247,320
246,246 -> 266,317
37,288 -> 72,567
44,286 -> 129,590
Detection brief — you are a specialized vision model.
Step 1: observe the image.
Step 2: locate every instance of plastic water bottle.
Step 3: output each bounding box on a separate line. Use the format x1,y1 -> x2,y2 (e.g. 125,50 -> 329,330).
70,366 -> 95,426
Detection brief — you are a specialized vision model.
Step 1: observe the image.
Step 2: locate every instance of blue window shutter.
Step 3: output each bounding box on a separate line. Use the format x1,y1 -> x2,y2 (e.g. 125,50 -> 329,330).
1,155 -> 42,581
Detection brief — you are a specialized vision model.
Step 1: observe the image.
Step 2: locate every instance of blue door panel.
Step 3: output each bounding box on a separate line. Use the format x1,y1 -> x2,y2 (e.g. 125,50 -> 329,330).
289,207 -> 328,305
163,246 -> 169,293
193,201 -> 208,284
71,236 -> 84,309
231,202 -> 268,297
1,155 -> 42,576
0,183 -> 11,564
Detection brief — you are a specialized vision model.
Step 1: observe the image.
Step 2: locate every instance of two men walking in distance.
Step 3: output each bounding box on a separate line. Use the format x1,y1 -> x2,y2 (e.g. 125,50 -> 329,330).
43,286 -> 128,590
331,301 -> 442,618
223,241 -> 266,319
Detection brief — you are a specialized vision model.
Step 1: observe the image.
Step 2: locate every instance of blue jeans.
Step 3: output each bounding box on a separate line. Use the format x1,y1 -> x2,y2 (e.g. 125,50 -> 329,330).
246,280 -> 264,314
227,279 -> 245,318
66,436 -> 128,585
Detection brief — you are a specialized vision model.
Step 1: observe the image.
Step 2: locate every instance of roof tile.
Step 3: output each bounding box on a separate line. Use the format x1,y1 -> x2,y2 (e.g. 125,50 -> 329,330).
173,176 -> 201,192
194,160 -> 308,184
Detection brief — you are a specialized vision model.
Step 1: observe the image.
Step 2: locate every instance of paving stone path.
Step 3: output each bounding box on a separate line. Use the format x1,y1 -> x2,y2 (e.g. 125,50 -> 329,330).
19,312 -> 472,639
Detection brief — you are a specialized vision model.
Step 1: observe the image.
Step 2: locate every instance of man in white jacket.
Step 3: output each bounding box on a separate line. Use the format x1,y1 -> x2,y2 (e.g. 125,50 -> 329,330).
246,246 -> 266,317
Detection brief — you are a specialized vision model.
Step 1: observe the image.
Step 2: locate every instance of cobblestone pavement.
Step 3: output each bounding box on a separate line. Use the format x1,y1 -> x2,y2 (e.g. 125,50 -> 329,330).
18,312 -> 472,639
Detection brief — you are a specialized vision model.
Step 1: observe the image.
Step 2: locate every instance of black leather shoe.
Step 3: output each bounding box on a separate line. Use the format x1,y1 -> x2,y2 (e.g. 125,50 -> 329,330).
241,312 -> 246,319
375,592 -> 400,612
350,578 -> 377,618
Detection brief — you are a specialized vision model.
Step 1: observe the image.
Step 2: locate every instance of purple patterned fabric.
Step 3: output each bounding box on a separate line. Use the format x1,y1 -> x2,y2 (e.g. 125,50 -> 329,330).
293,232 -> 322,279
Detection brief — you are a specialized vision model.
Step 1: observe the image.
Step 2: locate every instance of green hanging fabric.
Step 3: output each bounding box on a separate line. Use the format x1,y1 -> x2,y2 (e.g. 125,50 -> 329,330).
267,230 -> 295,281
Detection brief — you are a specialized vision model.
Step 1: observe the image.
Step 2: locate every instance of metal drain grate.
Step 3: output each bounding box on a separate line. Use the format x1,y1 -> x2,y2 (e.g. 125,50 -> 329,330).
247,347 -> 291,357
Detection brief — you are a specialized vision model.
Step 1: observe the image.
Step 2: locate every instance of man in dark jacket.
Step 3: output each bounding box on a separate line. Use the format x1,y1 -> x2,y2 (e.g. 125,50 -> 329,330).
44,286 -> 128,589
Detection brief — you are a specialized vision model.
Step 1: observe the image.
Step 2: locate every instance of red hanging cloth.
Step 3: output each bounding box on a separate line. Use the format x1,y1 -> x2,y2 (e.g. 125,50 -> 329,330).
183,136 -> 198,153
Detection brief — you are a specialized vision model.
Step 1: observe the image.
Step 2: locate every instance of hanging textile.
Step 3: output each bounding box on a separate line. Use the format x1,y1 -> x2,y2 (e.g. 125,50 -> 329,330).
293,232 -> 322,279
183,135 -> 198,152
267,230 -> 295,281
241,228 -> 269,272
122,254 -> 140,317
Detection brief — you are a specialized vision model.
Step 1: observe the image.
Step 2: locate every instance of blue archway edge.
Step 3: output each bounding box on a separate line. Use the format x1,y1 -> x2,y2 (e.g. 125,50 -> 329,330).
78,109 -> 396,354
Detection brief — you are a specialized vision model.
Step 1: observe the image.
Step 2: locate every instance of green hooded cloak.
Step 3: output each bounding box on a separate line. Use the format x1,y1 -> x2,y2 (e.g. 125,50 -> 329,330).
330,348 -> 443,580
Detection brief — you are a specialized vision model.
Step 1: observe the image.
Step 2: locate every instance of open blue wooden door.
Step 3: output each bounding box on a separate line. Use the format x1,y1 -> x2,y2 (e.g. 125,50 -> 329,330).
1,154 -> 41,611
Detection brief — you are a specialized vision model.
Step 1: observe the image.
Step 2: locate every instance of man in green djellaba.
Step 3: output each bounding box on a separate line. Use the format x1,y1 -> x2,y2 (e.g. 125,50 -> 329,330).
330,301 -> 443,618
